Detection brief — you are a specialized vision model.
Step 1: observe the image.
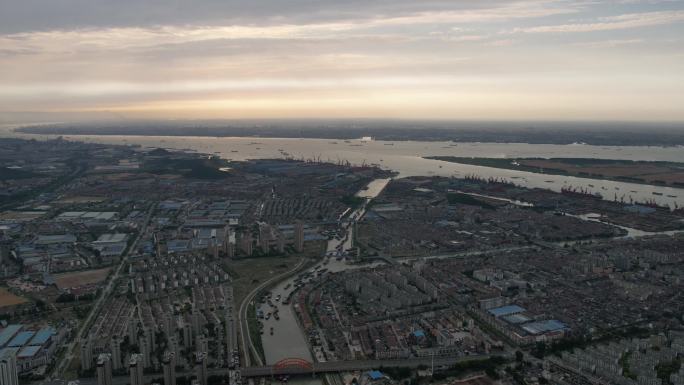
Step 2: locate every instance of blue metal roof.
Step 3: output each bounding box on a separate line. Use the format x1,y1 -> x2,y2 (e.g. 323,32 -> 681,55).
488,305 -> 525,317
412,330 -> 425,338
0,324 -> 22,348
544,320 -> 568,330
8,331 -> 34,347
18,345 -> 41,358
522,320 -> 568,335
0,347 -> 20,359
368,371 -> 384,380
304,234 -> 327,241
160,202 -> 183,210
29,328 -> 55,346
167,239 -> 190,252
502,314 -> 532,324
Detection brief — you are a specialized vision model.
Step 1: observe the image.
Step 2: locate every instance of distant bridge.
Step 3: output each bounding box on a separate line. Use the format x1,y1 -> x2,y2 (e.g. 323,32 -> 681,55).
240,354 -> 495,377
56,355 -> 499,385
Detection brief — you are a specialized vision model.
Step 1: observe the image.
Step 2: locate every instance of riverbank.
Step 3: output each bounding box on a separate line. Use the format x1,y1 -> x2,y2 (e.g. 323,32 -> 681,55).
426,156 -> 684,188
257,178 -> 389,367
4,128 -> 684,208
14,120 -> 684,147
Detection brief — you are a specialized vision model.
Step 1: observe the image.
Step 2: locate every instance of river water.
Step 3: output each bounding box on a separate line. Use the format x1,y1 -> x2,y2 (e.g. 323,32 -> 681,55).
259,192 -> 386,366
2,125 -> 682,208
255,172 -> 388,369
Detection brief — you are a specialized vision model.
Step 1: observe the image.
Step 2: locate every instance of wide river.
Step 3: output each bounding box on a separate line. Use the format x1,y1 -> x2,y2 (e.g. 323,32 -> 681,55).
2,125 -> 682,385
2,125 -> 683,208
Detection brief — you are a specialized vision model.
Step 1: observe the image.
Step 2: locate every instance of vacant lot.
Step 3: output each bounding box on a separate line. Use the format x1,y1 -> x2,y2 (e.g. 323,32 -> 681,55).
520,159 -> 684,185
0,211 -> 46,221
0,287 -> 29,308
428,156 -> 684,187
224,256 -> 302,305
55,267 -> 112,289
55,196 -> 106,204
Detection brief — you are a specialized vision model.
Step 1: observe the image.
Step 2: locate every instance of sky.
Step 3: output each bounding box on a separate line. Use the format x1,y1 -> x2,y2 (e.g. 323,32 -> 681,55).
0,0 -> 683,122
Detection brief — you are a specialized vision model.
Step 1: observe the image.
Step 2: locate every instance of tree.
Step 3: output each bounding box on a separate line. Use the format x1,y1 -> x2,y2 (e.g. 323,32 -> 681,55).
515,350 -> 524,362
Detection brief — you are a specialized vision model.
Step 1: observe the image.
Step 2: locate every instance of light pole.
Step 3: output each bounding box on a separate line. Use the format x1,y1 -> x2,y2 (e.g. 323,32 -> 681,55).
431,350 -> 434,378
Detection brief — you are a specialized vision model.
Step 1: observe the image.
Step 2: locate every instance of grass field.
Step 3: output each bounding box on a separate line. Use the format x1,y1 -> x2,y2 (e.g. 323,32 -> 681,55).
54,268 -> 112,289
55,196 -> 106,204
521,159 -> 684,185
0,211 -> 46,221
428,156 -> 684,187
224,255 -> 302,306
0,287 -> 29,308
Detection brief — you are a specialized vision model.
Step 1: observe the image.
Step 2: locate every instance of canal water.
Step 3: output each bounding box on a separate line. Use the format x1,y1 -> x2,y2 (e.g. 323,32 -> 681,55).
259,178 -> 389,366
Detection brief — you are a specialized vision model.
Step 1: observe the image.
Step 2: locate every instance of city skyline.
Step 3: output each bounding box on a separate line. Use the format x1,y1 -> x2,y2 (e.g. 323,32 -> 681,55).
1,0 -> 683,122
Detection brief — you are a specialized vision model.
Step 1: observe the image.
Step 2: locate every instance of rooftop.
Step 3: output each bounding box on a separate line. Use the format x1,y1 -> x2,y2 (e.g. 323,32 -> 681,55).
93,233 -> 128,243
29,327 -> 55,346
17,345 -> 41,358
8,331 -> 34,347
367,371 -> 384,380
488,305 -> 525,318
0,324 -> 22,348
57,211 -> 117,221
35,234 -> 76,245
521,320 -> 568,335
502,313 -> 532,324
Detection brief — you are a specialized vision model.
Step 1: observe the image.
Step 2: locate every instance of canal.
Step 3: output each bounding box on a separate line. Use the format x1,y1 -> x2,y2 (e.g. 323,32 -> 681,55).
258,178 -> 390,366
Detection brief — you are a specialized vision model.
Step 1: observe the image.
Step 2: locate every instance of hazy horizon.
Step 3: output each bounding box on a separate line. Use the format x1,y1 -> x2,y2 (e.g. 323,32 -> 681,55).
1,1 -> 683,122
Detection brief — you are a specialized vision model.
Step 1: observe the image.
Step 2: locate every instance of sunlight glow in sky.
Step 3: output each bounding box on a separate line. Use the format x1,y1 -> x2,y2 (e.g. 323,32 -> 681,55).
1,0 -> 683,121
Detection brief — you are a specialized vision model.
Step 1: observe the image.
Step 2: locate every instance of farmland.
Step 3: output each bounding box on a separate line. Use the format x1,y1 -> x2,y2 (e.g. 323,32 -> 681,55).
54,268 -> 112,290
0,287 -> 29,308
427,156 -> 684,186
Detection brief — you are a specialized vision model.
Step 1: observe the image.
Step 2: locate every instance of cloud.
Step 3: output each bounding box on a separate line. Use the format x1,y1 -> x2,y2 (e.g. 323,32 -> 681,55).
0,76 -> 486,100
513,10 -> 684,33
613,0 -> 682,4
573,38 -> 644,47
0,1 -> 580,61
0,0 -> 683,121
0,1 -> 580,43
0,1 -> 580,34
487,39 -> 519,46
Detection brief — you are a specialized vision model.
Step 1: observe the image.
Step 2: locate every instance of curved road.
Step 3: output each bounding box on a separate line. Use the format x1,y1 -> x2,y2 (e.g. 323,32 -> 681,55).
238,257 -> 309,366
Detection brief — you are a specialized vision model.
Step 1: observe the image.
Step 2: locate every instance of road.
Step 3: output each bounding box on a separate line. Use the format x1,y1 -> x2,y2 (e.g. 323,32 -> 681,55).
0,164 -> 85,210
49,177 -> 390,384
392,245 -> 538,262
238,354 -> 497,377
51,354 -> 499,385
52,204 -> 155,378
238,257 -> 309,367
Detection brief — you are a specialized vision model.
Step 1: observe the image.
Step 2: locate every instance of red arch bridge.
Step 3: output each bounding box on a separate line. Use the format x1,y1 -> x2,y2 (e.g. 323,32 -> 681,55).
239,354 -> 495,377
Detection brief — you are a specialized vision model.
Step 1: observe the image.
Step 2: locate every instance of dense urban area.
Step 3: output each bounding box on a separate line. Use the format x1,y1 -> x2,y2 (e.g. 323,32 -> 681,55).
2,137 -> 684,385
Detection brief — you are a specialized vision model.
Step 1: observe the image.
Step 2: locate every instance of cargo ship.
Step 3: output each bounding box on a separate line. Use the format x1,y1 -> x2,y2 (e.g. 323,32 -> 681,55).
561,186 -> 602,199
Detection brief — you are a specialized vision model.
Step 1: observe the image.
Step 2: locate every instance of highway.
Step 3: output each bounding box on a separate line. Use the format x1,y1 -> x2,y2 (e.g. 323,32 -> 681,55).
392,245 -> 538,262
46,355 -> 499,385
52,204 -> 155,378
240,354 -> 496,377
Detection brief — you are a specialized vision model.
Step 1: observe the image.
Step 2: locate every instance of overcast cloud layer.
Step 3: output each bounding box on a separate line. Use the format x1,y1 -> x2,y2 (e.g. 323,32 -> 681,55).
1,0 -> 683,121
